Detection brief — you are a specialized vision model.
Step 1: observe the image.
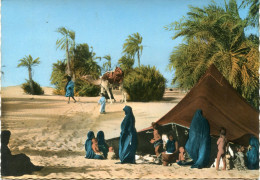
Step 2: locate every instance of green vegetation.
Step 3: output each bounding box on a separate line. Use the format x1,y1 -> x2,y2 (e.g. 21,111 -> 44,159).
51,43 -> 101,96
166,0 -> 259,109
17,55 -> 42,95
123,66 -> 166,102
118,55 -> 135,76
123,32 -> 143,67
75,79 -> 100,97
21,80 -> 44,95
102,55 -> 112,73
56,27 -> 75,77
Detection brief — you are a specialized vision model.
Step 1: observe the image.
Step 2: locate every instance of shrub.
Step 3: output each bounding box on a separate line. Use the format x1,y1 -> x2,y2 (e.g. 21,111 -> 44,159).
75,79 -> 100,97
123,65 -> 166,101
21,80 -> 44,95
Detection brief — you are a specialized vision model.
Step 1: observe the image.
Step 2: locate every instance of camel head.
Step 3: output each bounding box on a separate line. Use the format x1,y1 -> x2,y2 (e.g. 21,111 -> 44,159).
81,75 -> 101,86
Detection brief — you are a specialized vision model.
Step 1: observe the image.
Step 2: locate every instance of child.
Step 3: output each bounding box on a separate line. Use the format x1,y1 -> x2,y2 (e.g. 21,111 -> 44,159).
92,138 -> 104,158
234,145 -> 247,170
177,147 -> 186,162
98,93 -> 106,114
216,127 -> 227,170
107,147 -> 116,160
150,122 -> 163,157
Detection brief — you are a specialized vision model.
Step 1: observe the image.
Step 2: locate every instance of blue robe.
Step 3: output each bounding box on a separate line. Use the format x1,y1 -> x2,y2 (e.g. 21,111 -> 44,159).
119,106 -> 138,164
98,96 -> 106,113
65,80 -> 74,97
85,131 -> 103,159
247,136 -> 259,170
97,131 -> 109,159
166,140 -> 176,153
185,109 -> 211,168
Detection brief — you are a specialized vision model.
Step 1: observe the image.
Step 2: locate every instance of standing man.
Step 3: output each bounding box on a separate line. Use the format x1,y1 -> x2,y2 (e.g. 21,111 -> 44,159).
65,76 -> 76,103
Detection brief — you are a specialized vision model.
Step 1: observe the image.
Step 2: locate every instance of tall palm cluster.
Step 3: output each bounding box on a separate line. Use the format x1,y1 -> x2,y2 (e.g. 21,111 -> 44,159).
166,0 -> 259,108
51,27 -> 101,94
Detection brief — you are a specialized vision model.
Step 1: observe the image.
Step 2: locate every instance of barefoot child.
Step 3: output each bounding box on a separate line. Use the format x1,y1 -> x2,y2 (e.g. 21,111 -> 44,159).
92,138 -> 104,158
216,127 -> 227,170
150,122 -> 163,157
98,93 -> 106,114
177,146 -> 186,162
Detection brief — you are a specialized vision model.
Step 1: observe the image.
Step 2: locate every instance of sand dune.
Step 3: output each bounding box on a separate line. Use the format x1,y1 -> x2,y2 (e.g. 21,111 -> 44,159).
1,86 -> 259,179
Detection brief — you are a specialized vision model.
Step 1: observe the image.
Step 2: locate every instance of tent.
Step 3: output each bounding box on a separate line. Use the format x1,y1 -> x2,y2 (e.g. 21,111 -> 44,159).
141,64 -> 259,146
107,65 -> 258,158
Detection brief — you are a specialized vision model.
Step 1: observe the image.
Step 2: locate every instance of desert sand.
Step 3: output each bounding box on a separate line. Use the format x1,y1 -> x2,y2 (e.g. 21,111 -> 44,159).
1,86 -> 259,179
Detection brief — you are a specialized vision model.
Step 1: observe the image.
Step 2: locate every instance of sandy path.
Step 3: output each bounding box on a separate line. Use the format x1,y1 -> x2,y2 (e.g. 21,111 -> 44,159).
1,86 -> 259,179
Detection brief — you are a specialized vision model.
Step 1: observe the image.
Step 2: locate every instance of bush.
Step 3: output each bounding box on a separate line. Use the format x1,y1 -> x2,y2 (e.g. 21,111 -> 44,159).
75,79 -> 100,97
123,65 -> 166,101
21,80 -> 44,95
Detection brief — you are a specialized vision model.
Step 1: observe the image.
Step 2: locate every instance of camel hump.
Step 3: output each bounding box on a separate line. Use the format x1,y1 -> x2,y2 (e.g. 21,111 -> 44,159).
102,67 -> 124,84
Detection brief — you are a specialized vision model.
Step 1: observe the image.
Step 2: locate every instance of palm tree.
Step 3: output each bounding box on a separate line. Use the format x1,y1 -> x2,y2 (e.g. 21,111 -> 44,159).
123,32 -> 143,67
17,55 -> 40,94
166,0 -> 259,108
240,0 -> 259,27
102,55 -> 112,73
56,27 -> 75,76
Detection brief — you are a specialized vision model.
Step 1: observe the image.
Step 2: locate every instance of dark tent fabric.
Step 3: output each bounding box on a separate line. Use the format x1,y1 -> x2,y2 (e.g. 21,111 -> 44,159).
141,65 -> 258,146
246,136 -> 259,170
119,106 -> 138,164
185,110 -> 211,168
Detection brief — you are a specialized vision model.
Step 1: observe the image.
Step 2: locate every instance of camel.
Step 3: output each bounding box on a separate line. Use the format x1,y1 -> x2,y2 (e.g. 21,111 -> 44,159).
81,67 -> 126,104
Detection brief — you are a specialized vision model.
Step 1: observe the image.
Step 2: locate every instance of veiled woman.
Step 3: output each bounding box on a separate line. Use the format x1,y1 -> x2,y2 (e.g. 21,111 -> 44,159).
247,136 -> 259,170
119,106 -> 138,164
97,131 -> 109,159
85,131 -> 103,159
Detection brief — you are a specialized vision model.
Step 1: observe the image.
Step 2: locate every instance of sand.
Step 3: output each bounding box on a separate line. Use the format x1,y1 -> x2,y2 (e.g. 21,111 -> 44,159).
1,86 -> 259,179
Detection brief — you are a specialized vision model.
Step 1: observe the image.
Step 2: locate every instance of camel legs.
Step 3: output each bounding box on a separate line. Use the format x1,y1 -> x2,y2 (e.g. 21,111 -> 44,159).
119,84 -> 127,103
101,80 -> 113,104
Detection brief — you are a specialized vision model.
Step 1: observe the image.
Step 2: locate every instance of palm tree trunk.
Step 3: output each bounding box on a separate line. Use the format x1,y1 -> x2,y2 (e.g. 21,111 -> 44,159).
28,67 -> 34,94
137,51 -> 140,67
66,39 -> 71,76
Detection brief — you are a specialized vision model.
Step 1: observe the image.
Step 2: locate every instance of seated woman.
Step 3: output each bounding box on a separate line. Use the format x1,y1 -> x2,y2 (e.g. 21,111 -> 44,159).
1,130 -> 43,176
97,131 -> 109,159
85,131 -> 103,159
162,133 -> 178,166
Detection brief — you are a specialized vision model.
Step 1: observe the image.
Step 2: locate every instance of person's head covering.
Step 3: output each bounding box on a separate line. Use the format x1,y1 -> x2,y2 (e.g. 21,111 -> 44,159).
67,76 -> 72,81
97,131 -> 105,145
122,106 -> 135,131
87,131 -> 95,140
1,130 -> 11,146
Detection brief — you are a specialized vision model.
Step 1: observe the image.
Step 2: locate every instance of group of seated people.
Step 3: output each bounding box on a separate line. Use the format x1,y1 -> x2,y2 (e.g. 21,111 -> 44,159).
150,121 -> 259,170
85,130 -> 115,160
150,122 -> 190,166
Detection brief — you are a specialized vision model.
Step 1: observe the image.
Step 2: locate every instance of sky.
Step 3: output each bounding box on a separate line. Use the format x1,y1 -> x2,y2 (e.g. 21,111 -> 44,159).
1,0 -> 256,88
